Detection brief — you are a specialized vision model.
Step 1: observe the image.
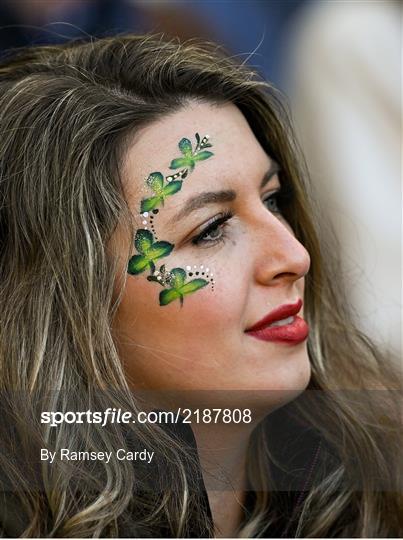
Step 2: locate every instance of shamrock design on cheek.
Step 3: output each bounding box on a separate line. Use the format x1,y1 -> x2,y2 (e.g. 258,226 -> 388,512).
149,267 -> 208,307
127,229 -> 173,275
127,133 -> 215,307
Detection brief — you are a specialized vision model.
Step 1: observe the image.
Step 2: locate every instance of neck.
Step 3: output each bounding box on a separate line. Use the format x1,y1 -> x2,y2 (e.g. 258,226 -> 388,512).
192,421 -> 257,538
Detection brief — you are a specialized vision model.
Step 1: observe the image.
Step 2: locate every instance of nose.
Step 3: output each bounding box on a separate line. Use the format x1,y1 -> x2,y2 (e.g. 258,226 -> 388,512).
253,212 -> 311,287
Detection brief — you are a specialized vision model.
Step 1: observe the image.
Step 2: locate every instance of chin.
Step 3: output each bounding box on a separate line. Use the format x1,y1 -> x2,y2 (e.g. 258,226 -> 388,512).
236,351 -> 311,412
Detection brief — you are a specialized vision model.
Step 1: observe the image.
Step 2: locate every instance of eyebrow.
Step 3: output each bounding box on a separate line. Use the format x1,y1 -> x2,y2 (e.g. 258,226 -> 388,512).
167,160 -> 281,225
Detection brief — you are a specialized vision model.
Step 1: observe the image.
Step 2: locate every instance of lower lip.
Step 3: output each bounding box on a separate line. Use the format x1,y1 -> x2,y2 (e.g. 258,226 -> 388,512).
245,316 -> 309,344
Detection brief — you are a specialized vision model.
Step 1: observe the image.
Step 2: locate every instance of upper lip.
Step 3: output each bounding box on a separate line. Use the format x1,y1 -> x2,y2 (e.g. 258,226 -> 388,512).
245,298 -> 303,332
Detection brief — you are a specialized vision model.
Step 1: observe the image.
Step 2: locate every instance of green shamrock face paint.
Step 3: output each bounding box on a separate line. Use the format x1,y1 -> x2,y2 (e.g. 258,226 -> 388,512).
148,267 -> 208,307
127,133 -> 215,307
127,229 -> 173,275
140,172 -> 184,213
169,133 -> 213,172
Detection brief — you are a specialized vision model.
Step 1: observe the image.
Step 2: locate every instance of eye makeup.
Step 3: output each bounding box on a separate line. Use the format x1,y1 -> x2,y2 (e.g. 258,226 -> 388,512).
189,185 -> 294,248
191,210 -> 233,246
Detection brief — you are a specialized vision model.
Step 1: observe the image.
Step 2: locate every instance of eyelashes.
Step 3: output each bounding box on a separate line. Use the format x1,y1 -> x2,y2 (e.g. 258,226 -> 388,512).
264,183 -> 294,216
190,185 -> 294,247
191,210 -> 233,246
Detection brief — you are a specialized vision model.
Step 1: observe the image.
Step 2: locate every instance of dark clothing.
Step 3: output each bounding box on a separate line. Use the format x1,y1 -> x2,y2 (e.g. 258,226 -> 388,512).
118,409 -> 335,537
0,408 -> 337,538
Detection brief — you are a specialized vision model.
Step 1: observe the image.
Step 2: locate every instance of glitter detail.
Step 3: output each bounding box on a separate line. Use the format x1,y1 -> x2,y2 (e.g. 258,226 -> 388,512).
148,266 -> 174,287
166,170 -> 184,183
184,263 -> 215,292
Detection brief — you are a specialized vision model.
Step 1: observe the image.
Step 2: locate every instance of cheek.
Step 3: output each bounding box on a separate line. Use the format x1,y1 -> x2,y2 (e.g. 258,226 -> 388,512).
185,266 -> 246,333
113,258 -> 247,388
161,244 -> 248,338
120,262 -> 243,341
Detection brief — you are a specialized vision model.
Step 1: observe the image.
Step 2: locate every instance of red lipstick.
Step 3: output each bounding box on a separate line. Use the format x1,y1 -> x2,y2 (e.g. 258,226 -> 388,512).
245,298 -> 309,344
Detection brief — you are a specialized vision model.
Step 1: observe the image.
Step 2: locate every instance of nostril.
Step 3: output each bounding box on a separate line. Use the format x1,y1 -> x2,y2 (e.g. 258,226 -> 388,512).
273,272 -> 297,280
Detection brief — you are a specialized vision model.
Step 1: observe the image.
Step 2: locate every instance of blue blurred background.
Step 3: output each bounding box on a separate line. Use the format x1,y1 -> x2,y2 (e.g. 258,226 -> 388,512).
0,0 -> 400,360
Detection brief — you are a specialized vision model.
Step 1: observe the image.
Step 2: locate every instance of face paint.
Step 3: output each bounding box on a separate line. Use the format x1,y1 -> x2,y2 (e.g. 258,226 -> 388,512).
169,133 -> 213,171
140,171 -> 184,214
127,229 -> 173,275
127,133 -> 215,307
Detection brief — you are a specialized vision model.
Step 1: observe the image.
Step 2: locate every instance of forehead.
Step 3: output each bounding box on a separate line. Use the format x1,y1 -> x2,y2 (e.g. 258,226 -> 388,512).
122,101 -> 271,212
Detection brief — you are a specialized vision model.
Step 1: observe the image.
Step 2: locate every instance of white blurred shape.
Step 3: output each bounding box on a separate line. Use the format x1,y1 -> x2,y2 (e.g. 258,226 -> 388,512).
286,0 -> 401,357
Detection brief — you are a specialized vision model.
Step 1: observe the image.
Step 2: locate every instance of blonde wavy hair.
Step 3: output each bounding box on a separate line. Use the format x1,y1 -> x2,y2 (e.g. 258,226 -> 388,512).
0,35 -> 401,537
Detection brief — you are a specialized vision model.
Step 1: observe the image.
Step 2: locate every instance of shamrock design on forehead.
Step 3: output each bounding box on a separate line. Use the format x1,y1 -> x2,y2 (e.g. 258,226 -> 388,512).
140,134 -> 212,213
169,133 -> 213,172
127,133 -> 215,307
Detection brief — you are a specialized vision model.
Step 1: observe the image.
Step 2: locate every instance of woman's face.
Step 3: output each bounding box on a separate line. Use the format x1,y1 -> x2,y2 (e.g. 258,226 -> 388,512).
112,101 -> 311,401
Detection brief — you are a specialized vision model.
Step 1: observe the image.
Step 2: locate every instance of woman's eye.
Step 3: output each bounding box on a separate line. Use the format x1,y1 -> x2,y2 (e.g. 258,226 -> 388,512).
191,211 -> 233,246
263,193 -> 280,213
199,226 -> 223,242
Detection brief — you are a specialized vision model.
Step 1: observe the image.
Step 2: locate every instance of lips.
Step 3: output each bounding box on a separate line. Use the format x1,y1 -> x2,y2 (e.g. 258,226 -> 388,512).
245,298 -> 309,344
